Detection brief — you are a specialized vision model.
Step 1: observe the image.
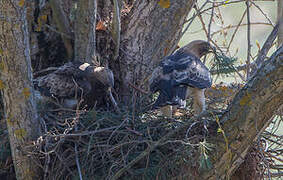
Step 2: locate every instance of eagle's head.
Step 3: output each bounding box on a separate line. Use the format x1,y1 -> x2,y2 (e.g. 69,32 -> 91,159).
81,64 -> 114,89
180,40 -> 214,58
83,64 -> 118,110
92,67 -> 114,88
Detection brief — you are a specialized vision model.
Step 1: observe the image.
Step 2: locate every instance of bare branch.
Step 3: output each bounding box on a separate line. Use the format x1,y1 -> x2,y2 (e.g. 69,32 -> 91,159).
246,0 -> 251,80
251,22 -> 280,76
111,0 -> 121,60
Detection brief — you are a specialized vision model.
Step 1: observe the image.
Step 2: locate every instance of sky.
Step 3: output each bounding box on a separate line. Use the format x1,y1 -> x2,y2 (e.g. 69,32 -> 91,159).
180,0 -> 277,83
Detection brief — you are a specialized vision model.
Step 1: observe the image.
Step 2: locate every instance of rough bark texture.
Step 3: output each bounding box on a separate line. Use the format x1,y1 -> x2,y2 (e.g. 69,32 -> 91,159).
49,0 -> 73,59
202,49 -> 283,179
74,0 -> 97,63
278,0 -> 283,46
0,1 -> 41,179
115,0 -> 196,102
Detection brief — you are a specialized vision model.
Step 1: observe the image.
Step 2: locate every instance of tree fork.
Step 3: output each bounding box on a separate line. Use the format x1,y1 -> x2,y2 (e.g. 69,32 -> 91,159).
203,46 -> 283,179
115,0 -> 196,103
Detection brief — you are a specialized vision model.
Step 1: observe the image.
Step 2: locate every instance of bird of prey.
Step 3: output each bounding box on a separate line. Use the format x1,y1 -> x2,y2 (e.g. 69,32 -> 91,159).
149,40 -> 213,118
34,61 -> 117,109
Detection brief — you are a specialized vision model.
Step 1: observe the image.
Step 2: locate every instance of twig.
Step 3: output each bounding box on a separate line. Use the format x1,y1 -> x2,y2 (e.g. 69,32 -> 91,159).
75,142 -> 83,180
211,22 -> 272,37
48,126 -> 120,137
250,1 -> 274,26
246,0 -> 252,80
227,8 -> 248,52
128,82 -> 149,94
107,117 -> 128,145
111,113 -> 211,180
108,88 -> 121,113
205,0 -> 215,64
181,0 -> 209,38
251,22 -> 280,76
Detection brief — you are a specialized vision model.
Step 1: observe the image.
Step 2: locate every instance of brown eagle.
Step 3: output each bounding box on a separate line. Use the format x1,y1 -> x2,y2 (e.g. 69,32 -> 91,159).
149,40 -> 213,117
34,61 -> 116,109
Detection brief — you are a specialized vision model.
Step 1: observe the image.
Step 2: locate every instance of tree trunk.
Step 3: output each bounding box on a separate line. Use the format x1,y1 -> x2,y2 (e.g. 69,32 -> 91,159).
49,0 -> 73,59
202,47 -> 283,179
74,0 -> 97,64
278,0 -> 283,46
0,1 -> 41,179
114,0 -> 196,102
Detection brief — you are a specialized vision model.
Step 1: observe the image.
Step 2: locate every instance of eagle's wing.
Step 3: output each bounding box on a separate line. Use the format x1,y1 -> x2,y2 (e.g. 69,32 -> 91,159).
161,51 -> 212,89
53,61 -> 89,77
34,62 -> 91,98
150,51 -> 212,108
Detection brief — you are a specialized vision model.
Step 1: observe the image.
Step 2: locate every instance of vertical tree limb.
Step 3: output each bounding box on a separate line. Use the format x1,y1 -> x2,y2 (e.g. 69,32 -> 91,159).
111,0 -> 121,60
49,0 -> 73,59
278,0 -> 283,46
75,0 -> 97,64
246,0 -> 251,80
0,1 -> 41,179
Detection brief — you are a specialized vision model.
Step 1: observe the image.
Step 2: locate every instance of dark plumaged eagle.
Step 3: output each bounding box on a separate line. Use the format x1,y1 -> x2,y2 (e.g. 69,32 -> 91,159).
149,40 -> 213,117
34,61 -> 117,109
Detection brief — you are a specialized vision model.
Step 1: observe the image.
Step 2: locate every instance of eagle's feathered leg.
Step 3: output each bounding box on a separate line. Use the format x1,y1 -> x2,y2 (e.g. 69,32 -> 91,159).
191,88 -> 206,115
160,106 -> 173,118
159,86 -> 188,118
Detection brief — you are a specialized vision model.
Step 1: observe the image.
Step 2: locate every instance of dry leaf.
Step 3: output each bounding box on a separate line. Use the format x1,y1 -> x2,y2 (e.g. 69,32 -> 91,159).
19,0 -> 25,7
158,0 -> 170,8
96,21 -> 106,31
22,87 -> 31,98
41,15 -> 48,23
0,80 -> 5,89
256,40 -> 261,50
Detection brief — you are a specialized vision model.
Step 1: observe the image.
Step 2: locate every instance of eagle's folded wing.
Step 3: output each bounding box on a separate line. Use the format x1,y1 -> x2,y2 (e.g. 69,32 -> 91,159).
150,51 -> 212,108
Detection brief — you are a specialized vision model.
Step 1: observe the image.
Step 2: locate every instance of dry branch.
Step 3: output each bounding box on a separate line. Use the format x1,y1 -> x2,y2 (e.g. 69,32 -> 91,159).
251,22 -> 280,76
203,45 -> 283,179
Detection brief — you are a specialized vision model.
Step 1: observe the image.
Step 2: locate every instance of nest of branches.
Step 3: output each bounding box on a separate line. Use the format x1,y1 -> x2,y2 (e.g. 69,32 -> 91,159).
24,83 -> 237,179
30,101 -> 219,179
0,83 -> 281,179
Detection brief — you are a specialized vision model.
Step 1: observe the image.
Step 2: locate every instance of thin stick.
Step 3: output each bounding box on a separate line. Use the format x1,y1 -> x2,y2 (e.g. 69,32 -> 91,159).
128,82 -> 149,94
251,23 -> 280,76
75,142 -> 83,180
211,22 -> 272,37
250,1 -> 274,26
205,0 -> 215,64
181,1 -> 209,38
227,9 -> 247,52
108,88 -> 121,113
246,0 -> 252,80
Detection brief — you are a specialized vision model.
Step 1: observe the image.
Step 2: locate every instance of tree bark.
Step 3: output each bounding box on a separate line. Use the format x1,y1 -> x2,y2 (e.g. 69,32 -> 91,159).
0,1 -> 41,179
74,0 -> 97,64
49,0 -> 73,59
115,0 -> 196,102
202,46 -> 283,179
278,0 -> 283,46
